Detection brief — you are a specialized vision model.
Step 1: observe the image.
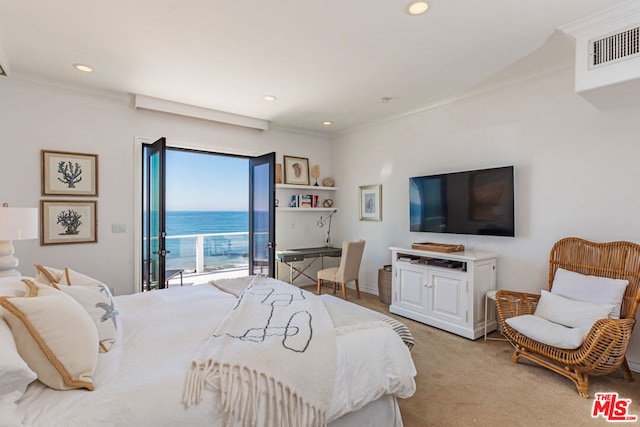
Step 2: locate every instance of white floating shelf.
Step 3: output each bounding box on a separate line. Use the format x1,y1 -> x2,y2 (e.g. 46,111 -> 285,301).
277,208 -> 338,212
276,184 -> 338,191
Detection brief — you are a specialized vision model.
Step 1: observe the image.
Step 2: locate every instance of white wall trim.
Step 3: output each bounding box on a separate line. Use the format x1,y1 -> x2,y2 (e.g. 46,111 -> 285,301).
560,0 -> 640,38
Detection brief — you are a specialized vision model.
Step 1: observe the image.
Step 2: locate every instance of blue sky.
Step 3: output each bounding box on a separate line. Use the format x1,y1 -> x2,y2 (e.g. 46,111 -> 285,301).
166,150 -> 248,211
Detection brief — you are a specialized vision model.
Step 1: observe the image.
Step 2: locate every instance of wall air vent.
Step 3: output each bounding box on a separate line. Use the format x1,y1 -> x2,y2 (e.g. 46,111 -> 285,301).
590,26 -> 640,69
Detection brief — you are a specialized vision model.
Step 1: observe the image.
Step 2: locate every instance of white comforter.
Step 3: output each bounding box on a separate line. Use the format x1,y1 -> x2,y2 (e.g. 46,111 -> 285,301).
17,284 -> 416,426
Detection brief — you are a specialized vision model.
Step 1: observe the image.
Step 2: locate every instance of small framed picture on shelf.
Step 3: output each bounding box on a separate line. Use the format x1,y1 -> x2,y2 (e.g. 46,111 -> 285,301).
41,150 -> 98,196
359,184 -> 382,221
283,155 -> 310,185
40,200 -> 97,245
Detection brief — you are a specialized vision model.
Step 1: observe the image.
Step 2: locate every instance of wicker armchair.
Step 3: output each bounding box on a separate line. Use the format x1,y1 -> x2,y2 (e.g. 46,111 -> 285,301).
495,238 -> 640,398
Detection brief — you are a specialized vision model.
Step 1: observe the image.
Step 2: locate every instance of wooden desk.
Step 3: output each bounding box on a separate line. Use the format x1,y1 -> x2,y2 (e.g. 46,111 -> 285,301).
276,246 -> 342,284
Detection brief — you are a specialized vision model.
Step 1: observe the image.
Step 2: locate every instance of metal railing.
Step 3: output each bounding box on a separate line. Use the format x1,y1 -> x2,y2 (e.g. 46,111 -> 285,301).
164,232 -> 249,273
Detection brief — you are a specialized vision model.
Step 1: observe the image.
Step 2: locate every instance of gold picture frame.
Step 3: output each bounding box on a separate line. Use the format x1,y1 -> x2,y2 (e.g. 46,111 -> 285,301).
283,155 -> 310,185
359,184 -> 382,221
40,200 -> 97,245
42,150 -> 98,196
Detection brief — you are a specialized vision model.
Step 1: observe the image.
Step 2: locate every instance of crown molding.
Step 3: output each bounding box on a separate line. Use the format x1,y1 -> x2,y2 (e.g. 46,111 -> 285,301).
560,0 -> 640,38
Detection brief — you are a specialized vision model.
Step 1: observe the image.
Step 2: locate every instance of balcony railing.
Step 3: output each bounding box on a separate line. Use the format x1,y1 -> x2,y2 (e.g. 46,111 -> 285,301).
164,232 -> 249,273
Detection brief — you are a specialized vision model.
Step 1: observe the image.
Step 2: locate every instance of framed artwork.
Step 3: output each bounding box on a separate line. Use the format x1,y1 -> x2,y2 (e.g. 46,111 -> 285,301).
42,150 -> 98,196
283,155 -> 310,185
359,184 -> 382,221
40,200 -> 97,245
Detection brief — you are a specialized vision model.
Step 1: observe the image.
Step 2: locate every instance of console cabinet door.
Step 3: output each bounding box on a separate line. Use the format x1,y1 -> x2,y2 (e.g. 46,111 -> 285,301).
427,269 -> 468,327
394,264 -> 428,315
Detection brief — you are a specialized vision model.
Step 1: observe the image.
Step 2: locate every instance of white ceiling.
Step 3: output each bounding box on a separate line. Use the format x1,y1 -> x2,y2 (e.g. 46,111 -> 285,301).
0,0 -> 630,135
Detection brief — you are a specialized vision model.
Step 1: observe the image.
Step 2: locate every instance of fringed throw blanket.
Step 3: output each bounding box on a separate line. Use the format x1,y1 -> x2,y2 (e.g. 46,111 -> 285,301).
183,275 -> 336,427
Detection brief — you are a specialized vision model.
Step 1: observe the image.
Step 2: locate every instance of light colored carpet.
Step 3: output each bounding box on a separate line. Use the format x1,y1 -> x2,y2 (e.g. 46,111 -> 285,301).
307,285 -> 640,427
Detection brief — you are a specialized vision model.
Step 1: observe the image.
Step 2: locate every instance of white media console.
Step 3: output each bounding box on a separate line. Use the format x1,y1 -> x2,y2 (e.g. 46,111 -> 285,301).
389,247 -> 497,340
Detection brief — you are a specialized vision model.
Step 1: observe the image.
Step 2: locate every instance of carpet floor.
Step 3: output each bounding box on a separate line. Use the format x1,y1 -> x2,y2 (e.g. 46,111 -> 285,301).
307,285 -> 640,427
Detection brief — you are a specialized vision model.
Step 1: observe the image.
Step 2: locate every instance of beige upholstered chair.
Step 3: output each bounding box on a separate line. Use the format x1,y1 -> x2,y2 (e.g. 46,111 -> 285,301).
496,238 -> 640,398
317,240 -> 366,300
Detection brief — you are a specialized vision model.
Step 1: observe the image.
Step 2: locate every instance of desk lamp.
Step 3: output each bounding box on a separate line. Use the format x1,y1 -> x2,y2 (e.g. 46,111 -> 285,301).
0,203 -> 39,277
316,209 -> 337,247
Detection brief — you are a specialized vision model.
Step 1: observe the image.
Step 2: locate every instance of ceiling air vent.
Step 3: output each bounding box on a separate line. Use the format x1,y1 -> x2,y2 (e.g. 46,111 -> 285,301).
590,26 -> 640,69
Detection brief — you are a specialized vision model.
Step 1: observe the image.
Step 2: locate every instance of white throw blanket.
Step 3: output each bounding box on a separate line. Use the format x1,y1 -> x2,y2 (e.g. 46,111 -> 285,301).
183,275 -> 336,427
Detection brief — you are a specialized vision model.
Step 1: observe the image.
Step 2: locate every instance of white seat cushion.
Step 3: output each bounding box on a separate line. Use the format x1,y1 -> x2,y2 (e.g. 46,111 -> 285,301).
552,268 -> 628,318
506,315 -> 588,350
318,267 -> 339,282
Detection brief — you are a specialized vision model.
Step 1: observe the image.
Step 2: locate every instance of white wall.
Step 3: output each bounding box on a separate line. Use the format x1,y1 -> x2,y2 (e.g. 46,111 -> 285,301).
0,78 -> 332,295
329,70 -> 640,368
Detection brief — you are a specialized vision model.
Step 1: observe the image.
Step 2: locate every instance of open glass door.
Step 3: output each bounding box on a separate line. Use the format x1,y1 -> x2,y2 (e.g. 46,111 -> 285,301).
249,152 -> 275,276
142,137 -> 167,290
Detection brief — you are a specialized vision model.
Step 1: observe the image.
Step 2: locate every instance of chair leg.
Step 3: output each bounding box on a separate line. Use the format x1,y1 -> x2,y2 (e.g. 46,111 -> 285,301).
342,282 -> 347,300
621,358 -> 635,382
355,279 -> 361,299
332,281 -> 337,294
317,278 -> 322,295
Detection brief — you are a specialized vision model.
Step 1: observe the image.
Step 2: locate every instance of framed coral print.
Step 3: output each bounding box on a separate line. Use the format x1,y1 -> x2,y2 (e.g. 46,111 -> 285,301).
42,150 -> 98,196
283,155 -> 310,185
41,200 -> 97,245
359,184 -> 382,221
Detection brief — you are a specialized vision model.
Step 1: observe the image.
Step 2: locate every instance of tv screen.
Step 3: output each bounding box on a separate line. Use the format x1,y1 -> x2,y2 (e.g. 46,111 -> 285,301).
410,166 -> 515,237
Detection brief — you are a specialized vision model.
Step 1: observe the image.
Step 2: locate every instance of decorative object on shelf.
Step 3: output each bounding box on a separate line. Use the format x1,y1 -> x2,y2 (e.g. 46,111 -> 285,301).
316,209 -> 337,247
275,198 -> 279,208
411,242 -> 465,253
42,150 -> 98,196
359,184 -> 382,221
322,199 -> 334,208
40,200 -> 97,245
322,177 -> 335,187
0,203 -> 38,277
275,163 -> 283,184
311,165 -> 320,186
283,155 -> 310,185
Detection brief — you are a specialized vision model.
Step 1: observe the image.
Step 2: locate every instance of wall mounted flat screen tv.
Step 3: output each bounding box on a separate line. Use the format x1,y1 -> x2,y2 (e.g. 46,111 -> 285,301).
410,166 -> 515,237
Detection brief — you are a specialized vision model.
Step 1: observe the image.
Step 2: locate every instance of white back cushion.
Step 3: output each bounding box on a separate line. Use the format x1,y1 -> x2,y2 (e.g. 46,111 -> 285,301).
552,268 -> 628,319
534,290 -> 614,329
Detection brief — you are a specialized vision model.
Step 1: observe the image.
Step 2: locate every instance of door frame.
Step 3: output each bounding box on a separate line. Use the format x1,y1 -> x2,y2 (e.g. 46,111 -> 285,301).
133,136 -> 268,293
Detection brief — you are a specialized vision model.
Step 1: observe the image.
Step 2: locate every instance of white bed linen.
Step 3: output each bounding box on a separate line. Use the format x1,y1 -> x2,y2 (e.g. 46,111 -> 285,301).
16,284 -> 416,426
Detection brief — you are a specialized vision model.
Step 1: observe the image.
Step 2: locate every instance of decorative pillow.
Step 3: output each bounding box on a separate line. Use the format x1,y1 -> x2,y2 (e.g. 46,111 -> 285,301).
552,268 -> 628,319
0,318 -> 37,425
534,290 -> 614,329
0,276 -> 32,297
506,315 -> 588,350
34,264 -> 64,286
40,267 -> 120,353
0,282 -> 99,391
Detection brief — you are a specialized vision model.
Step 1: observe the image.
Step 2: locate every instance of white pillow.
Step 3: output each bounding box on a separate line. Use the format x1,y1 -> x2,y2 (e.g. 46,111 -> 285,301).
552,268 -> 628,319
0,318 -> 37,426
34,264 -> 64,285
506,315 -> 588,350
58,269 -> 119,353
534,290 -> 614,329
0,282 -> 99,391
0,276 -> 32,298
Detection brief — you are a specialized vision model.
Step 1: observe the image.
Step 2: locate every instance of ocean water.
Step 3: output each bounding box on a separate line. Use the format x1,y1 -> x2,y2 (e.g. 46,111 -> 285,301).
165,211 -> 249,272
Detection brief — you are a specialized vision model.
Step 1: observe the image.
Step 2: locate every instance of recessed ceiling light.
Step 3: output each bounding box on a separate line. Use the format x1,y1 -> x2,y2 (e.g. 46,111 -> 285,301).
406,1 -> 429,15
322,121 -> 333,126
73,63 -> 93,73
263,95 -> 277,101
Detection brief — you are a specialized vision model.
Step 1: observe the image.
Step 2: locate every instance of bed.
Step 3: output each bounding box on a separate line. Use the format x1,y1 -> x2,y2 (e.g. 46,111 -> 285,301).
0,271 -> 416,427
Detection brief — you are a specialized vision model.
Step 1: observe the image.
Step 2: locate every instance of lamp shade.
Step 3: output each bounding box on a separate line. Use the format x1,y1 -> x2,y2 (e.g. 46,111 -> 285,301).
0,207 -> 39,241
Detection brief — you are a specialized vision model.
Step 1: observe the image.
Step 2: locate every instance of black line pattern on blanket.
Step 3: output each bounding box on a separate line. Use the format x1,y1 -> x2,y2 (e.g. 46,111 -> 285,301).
214,285 -> 313,353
